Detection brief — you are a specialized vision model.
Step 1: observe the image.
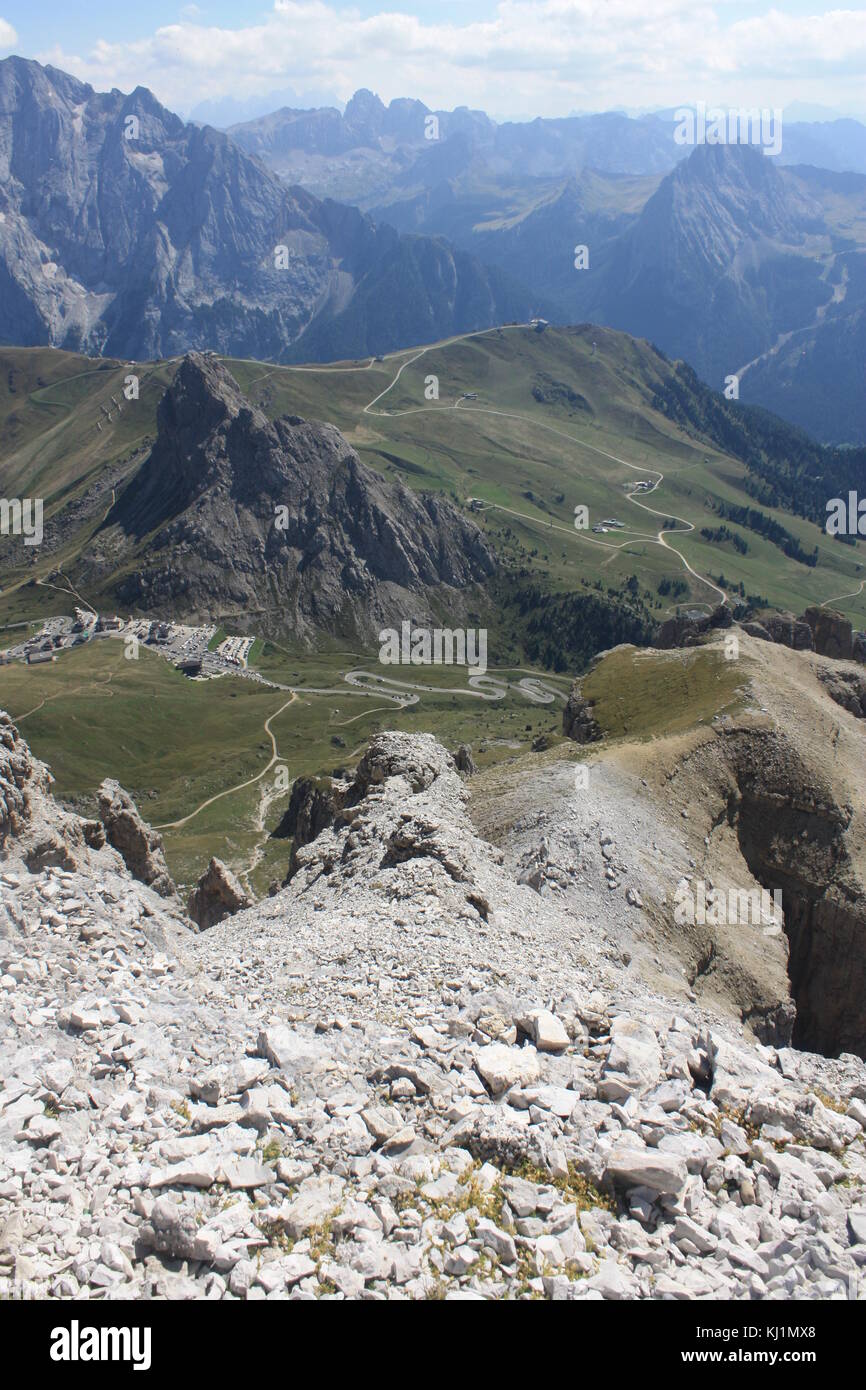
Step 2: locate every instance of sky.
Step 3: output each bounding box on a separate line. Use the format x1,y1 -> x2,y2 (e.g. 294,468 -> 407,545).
1,1 -> 866,125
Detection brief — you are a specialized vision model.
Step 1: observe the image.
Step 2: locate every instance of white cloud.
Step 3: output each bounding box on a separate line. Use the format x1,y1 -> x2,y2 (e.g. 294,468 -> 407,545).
0,18 -> 18,52
33,2 -> 866,120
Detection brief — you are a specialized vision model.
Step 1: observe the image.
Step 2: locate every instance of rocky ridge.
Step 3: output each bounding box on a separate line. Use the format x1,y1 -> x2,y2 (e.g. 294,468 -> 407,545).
736,604 -> 866,664
1,713 -> 865,1300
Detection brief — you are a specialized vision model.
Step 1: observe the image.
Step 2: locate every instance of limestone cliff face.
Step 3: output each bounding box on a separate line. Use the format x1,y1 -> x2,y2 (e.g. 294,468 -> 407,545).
81,354 -> 495,639
0,709 -> 182,894
716,724 -> 866,1059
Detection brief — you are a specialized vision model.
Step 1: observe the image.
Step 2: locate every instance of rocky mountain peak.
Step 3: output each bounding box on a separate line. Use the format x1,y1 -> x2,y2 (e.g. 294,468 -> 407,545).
158,351 -> 255,439
665,142 -> 824,244
87,357 -> 495,636
343,88 -> 387,136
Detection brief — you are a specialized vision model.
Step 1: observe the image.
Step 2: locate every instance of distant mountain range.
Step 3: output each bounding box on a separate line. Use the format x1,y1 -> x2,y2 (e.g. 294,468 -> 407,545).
231,90 -> 866,443
229,88 -> 866,202
1,60 -> 866,443
0,59 -> 533,365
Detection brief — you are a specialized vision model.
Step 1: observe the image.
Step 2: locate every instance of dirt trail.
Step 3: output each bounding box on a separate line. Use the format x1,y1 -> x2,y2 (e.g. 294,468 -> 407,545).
155,692 -> 297,831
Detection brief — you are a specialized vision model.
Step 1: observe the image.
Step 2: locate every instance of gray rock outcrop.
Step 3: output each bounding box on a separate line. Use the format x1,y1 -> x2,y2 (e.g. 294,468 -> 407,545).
187,857 -> 252,931
562,684 -> 602,743
818,666 -> 866,718
97,779 -> 176,899
803,606 -> 854,661
763,611 -> 813,649
654,603 -> 731,650
272,777 -> 336,845
80,354 -> 495,641
451,744 -> 477,776
0,711 -> 105,874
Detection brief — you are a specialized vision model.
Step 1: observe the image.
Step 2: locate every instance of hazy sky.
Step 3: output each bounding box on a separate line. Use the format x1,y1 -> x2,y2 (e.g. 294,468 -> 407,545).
2,1 -> 865,122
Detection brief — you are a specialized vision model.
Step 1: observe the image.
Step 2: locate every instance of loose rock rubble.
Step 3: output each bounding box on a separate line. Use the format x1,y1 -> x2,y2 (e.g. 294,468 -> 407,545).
2,719 -> 865,1300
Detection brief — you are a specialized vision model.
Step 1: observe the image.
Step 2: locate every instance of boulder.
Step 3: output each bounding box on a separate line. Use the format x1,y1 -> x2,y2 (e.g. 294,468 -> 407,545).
475,1042 -> 541,1095
517,1008 -> 569,1053
598,1017 -> 662,1100
605,1144 -> 688,1196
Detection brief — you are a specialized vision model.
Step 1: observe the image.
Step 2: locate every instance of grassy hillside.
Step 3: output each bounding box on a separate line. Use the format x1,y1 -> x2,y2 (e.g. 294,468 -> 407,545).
1,326 -> 864,630
581,644 -> 747,741
234,324 -> 866,628
1,323 -> 863,890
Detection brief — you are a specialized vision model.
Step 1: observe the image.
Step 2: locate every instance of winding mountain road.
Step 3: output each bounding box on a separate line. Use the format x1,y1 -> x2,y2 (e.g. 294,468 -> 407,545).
358,328 -> 726,608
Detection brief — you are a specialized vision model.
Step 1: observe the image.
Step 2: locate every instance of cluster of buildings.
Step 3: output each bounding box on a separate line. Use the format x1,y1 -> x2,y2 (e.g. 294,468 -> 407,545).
0,604 -> 287,708
0,613 -> 256,684
0,609 -> 124,665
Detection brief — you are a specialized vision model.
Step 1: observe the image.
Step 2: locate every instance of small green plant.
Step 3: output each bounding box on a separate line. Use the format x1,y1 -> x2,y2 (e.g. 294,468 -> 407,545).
257,1217 -> 295,1253
509,1159 -> 614,1214
712,1104 -> 760,1144
308,1208 -> 340,1262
